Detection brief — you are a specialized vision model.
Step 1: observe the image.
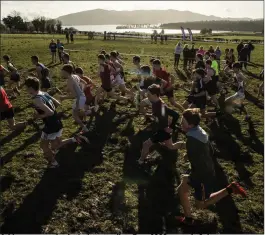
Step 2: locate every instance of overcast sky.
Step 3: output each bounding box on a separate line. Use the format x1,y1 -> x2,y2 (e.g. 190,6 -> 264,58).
1,1 -> 263,20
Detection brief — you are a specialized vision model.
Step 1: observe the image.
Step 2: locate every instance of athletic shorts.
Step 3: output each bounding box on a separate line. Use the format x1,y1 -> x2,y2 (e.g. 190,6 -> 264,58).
141,98 -> 152,106
72,96 -> 87,110
41,128 -> 63,141
150,130 -> 171,143
187,96 -> 207,110
10,73 -> 20,82
101,85 -> 112,92
163,88 -> 174,99
188,176 -> 213,201
225,91 -> 245,102
0,107 -> 14,121
112,74 -> 125,86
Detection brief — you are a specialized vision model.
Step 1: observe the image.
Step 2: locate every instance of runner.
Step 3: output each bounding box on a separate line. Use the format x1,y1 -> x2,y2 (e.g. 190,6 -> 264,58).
208,45 -> 215,54
197,46 -> 205,56
3,55 -> 20,98
57,40 -> 64,62
49,39 -> 57,63
31,56 -> 51,91
210,53 -> 220,84
0,64 -> 9,87
176,108 -> 247,225
59,64 -> 89,133
109,51 -> 132,99
204,60 -> 220,109
94,54 -> 129,111
224,49 -> 235,75
75,67 -> 95,115
152,59 -> 184,111
215,46 -> 221,70
138,84 -> 185,164
24,77 -> 88,168
224,62 -> 250,120
195,54 -> 205,69
62,53 -> 76,71
0,86 -> 27,131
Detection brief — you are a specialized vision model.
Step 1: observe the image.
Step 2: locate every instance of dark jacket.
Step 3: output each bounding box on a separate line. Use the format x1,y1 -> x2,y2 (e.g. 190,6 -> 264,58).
183,48 -> 190,60
239,47 -> 249,61
237,43 -> 244,53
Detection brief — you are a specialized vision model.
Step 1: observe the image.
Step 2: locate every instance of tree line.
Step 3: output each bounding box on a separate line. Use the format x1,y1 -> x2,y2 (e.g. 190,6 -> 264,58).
1,11 -> 63,34
161,20 -> 264,33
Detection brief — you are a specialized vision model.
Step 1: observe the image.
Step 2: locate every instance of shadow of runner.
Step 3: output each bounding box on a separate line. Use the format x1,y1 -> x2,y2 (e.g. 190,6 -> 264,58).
0,107 -> 118,233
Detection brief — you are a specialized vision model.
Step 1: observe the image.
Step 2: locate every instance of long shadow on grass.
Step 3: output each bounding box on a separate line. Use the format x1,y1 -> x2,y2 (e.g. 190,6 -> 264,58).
0,107 -> 118,233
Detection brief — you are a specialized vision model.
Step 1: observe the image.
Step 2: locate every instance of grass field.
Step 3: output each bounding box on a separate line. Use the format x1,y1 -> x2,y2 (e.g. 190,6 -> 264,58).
0,34 -> 264,233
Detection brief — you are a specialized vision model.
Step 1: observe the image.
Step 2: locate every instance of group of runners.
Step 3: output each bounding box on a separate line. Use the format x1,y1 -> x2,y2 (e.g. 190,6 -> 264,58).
1,38 -> 260,225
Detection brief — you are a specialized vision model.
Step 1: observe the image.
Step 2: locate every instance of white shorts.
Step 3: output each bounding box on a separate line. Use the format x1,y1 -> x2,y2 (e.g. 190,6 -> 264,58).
226,91 -> 245,102
141,97 -> 152,106
72,96 -> 86,110
112,74 -> 125,87
41,129 -> 63,140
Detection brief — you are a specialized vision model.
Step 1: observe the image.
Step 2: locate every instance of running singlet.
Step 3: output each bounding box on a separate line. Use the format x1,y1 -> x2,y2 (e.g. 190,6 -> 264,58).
81,76 -> 93,101
0,87 -> 12,112
33,92 -> 63,134
71,75 -> 86,98
37,63 -> 47,79
154,68 -> 170,88
100,63 -> 111,89
7,62 -> 17,73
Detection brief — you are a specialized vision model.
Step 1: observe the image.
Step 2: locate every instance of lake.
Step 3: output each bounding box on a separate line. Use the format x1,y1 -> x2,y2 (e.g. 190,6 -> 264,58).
62,24 -> 229,34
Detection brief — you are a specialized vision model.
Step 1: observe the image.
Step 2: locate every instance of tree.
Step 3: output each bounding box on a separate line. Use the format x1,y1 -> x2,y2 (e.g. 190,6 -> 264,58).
2,12 -> 25,32
32,17 -> 41,32
207,28 -> 212,34
39,17 -> 46,33
200,28 -> 207,35
0,23 -> 6,33
46,19 -> 56,34
56,20 -> 62,33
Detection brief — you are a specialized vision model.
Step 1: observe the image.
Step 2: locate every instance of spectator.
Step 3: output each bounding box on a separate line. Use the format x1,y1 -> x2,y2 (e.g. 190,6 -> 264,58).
183,44 -> 190,70
247,41 -> 255,62
197,46 -> 205,56
208,45 -> 214,54
174,42 -> 183,69
189,44 -> 197,68
237,42 -> 244,59
215,46 -> 222,69
65,30 -> 69,44
70,32 -> 74,43
239,44 -> 249,70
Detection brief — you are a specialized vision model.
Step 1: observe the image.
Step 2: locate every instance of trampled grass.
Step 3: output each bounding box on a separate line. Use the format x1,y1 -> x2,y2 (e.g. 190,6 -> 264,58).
0,34 -> 264,233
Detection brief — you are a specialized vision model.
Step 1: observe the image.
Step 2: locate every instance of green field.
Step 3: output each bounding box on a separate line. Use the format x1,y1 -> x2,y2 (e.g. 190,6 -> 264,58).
0,34 -> 264,233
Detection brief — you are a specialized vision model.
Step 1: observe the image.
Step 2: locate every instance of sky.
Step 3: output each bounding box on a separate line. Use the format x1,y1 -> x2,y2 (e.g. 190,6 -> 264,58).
1,1 -> 264,21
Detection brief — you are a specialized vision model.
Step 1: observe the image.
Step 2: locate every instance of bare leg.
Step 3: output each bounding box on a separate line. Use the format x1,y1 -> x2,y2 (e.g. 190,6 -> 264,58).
40,139 -> 55,163
7,118 -> 27,131
169,97 -> 184,111
139,139 -> 154,163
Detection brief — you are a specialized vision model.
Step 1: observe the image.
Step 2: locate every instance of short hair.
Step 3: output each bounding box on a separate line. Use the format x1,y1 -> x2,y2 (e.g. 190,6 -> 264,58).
147,84 -> 161,96
3,55 -> 10,61
25,77 -> 40,91
206,59 -> 212,66
152,59 -> 161,66
140,65 -> 151,75
110,51 -> 117,58
101,50 -> 106,55
150,58 -> 155,63
59,46 -> 64,50
225,48 -> 229,52
204,51 -> 210,56
31,55 -> 39,62
98,54 -> 105,61
105,54 -> 110,60
232,62 -> 241,69
62,64 -> 74,74
75,67 -> 84,75
182,108 -> 201,126
210,53 -> 217,59
63,53 -> 70,60
133,55 -> 141,63
195,68 -> 206,77
230,48 -> 234,53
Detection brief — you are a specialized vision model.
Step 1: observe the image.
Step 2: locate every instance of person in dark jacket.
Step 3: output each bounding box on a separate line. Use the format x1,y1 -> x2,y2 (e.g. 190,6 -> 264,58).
175,108 -> 247,225
237,42 -> 244,59
239,44 -> 249,70
183,44 -> 190,70
189,44 -> 197,68
247,41 -> 255,62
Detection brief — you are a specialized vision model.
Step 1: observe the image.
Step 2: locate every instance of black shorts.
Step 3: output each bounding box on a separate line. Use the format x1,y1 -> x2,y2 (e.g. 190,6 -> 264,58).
41,78 -> 51,89
86,96 -> 95,106
164,88 -> 174,99
188,176 -> 214,201
10,73 -> 20,82
101,85 -> 112,92
150,130 -> 171,143
0,75 -> 5,86
187,95 -> 206,110
205,81 -> 218,96
0,107 -> 14,121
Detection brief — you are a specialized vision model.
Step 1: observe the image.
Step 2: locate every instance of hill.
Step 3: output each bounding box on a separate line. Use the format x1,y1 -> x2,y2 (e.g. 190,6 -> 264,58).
161,20 -> 264,32
57,9 -> 252,26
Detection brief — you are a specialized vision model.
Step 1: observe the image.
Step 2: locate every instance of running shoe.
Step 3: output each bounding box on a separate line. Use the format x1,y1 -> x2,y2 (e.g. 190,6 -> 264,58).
48,160 -> 59,169
227,182 -> 247,198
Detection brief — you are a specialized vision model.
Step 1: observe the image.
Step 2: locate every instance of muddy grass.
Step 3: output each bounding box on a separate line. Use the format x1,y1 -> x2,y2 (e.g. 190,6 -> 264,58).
0,34 -> 264,233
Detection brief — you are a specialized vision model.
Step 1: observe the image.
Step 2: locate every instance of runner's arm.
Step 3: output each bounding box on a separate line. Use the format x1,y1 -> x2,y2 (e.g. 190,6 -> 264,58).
33,98 -> 54,119
46,93 -> 61,108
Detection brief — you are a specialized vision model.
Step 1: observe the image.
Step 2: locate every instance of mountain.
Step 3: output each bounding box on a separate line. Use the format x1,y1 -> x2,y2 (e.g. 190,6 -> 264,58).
57,9 -> 252,26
